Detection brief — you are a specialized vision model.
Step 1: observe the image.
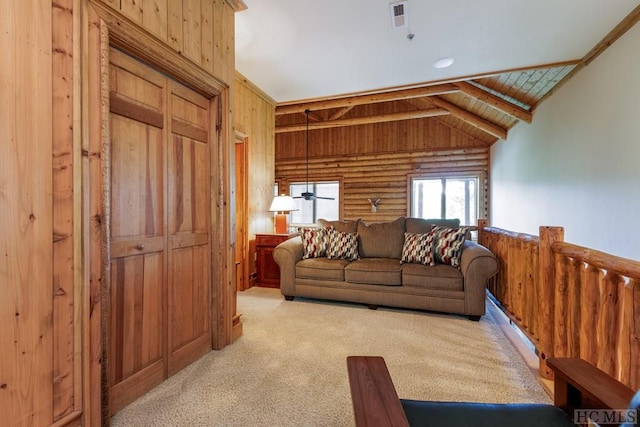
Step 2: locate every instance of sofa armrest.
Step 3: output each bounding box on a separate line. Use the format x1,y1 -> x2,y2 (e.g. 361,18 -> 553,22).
547,358 -> 636,414
459,240 -> 498,316
273,236 -> 303,296
347,356 -> 637,427
347,356 -> 409,427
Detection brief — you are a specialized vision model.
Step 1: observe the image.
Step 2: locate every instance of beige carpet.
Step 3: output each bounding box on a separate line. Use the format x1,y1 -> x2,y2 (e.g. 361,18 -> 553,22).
111,287 -> 550,426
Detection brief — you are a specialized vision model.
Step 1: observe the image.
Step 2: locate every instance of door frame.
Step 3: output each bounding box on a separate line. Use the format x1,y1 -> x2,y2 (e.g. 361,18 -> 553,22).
84,2 -> 235,423
234,130 -> 249,292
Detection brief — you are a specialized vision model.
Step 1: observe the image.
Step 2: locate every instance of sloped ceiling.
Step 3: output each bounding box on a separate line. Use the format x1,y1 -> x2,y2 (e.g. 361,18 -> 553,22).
236,1 -> 640,143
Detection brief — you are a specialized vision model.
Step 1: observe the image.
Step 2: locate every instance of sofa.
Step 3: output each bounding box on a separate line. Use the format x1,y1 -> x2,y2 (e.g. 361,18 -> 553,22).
273,217 -> 498,320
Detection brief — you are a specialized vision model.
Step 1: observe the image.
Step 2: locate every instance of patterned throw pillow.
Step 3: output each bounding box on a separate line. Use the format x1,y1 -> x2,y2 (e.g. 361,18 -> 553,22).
299,227 -> 328,259
326,228 -> 359,261
401,231 -> 436,265
432,226 -> 470,268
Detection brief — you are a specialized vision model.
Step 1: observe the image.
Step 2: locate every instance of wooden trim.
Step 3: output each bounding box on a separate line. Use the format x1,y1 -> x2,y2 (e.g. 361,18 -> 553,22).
534,5 -> 640,110
276,84 -> 459,115
50,410 -> 82,427
582,4 -> 640,66
277,59 -> 581,106
225,0 -> 248,12
235,71 -> 277,105
275,108 -> 449,133
89,0 -> 227,99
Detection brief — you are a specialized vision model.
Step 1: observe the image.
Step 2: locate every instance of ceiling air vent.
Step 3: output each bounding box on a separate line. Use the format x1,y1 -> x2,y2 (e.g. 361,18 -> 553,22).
390,1 -> 408,29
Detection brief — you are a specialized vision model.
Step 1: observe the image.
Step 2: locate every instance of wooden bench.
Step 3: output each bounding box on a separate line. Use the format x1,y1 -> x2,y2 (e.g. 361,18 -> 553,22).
347,356 -> 638,427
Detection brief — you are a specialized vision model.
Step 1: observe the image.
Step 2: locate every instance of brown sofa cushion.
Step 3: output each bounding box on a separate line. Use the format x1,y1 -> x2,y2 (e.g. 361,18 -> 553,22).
317,218 -> 360,233
296,258 -> 350,281
401,263 -> 463,291
405,218 -> 460,234
345,258 -> 402,286
357,217 -> 406,259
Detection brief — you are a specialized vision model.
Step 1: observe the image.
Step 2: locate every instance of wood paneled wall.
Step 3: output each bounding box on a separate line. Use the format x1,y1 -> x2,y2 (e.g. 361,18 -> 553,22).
1,1 -> 240,425
275,115 -> 490,223
1,2 -> 55,425
276,105 -> 490,160
234,74 -> 276,275
97,0 -> 235,83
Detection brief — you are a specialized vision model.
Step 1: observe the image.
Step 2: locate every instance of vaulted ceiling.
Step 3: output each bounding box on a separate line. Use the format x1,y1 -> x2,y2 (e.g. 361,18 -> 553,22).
274,63 -> 578,144
237,2 -> 640,144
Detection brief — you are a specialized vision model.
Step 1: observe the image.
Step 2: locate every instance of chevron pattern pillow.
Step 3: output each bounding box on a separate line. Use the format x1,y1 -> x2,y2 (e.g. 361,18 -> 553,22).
326,228 -> 359,261
432,226 -> 470,268
401,231 -> 436,265
299,227 -> 328,259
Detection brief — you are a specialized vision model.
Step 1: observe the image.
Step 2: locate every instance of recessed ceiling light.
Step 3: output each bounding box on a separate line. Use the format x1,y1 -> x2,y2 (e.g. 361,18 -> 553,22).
434,57 -> 454,69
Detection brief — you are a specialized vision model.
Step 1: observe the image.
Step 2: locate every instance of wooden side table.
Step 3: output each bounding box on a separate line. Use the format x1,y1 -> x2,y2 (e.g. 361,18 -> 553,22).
255,233 -> 295,288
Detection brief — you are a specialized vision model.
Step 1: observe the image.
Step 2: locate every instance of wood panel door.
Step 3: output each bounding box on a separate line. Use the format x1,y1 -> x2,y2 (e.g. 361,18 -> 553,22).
108,49 -> 214,413
167,82 -> 212,375
109,50 -> 167,414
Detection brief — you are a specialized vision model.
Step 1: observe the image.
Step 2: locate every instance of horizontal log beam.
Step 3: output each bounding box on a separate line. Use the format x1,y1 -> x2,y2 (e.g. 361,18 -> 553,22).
275,84 -> 459,115
455,81 -> 532,123
427,97 -> 508,140
275,108 -> 449,133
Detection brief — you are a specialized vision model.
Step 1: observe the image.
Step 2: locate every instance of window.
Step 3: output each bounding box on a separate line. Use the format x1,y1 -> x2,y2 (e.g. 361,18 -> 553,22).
410,175 -> 479,226
289,181 -> 339,226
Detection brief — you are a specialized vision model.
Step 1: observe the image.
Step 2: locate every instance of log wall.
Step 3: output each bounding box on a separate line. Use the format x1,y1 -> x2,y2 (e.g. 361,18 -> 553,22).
479,222 -> 640,390
275,111 -> 491,224
276,148 -> 489,224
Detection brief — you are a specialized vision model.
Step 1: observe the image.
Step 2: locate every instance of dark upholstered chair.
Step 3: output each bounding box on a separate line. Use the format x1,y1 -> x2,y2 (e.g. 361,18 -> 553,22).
347,356 -> 639,427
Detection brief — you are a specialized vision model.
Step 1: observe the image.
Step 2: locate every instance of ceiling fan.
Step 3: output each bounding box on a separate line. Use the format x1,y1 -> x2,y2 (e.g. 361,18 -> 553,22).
294,109 -> 335,201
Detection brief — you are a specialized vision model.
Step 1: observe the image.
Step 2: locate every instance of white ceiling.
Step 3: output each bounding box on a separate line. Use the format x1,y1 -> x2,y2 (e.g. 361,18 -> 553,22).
235,0 -> 639,103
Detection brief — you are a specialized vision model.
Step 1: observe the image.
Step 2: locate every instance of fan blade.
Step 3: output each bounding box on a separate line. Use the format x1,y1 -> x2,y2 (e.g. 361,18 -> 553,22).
314,196 -> 335,200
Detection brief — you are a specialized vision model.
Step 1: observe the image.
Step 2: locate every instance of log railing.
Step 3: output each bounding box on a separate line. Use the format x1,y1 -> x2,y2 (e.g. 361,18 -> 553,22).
478,220 -> 640,390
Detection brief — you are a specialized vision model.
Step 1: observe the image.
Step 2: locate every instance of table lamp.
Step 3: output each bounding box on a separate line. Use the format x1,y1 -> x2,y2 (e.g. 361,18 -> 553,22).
269,195 -> 298,234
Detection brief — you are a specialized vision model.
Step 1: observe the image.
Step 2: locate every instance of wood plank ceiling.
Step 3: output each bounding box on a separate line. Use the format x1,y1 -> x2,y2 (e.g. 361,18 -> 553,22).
274,62 -> 578,145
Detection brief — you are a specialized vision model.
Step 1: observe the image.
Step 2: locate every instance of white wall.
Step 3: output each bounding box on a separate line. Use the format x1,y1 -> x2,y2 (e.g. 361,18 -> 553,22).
491,22 -> 640,260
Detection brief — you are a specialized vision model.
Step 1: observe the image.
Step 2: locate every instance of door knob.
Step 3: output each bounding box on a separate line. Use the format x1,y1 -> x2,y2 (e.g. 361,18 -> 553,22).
135,244 -> 145,251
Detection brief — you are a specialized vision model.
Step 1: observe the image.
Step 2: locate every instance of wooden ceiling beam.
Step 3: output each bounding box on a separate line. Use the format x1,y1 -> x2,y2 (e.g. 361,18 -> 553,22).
275,84 -> 459,115
328,106 -> 354,120
275,108 -> 449,133
426,97 -> 508,140
455,81 -> 532,123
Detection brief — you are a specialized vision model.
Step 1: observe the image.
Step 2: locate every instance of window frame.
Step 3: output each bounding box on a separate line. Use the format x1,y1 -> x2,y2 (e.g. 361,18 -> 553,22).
407,171 -> 487,226
287,180 -> 342,227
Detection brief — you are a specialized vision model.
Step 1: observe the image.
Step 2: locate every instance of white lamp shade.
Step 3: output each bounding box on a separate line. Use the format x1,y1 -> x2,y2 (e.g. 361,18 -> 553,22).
269,195 -> 297,213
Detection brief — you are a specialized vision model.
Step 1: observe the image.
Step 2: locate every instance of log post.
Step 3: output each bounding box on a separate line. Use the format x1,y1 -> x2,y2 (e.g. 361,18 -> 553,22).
538,226 -> 564,379
477,218 -> 488,245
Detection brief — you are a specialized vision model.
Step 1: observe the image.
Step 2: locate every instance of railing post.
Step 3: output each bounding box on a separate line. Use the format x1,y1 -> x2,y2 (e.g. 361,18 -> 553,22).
477,218 -> 488,245
538,226 -> 564,379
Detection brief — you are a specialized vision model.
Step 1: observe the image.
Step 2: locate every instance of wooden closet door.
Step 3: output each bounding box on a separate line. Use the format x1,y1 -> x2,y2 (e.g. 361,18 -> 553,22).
167,81 -> 212,375
108,49 -> 167,413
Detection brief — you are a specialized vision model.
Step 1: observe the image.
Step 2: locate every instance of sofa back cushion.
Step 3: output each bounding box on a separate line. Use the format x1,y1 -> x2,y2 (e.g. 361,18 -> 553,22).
317,218 -> 360,233
405,218 -> 460,234
357,217 -> 406,259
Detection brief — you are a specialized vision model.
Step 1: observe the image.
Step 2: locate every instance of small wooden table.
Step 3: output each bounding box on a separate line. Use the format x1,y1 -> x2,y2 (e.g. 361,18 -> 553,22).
255,233 -> 295,288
